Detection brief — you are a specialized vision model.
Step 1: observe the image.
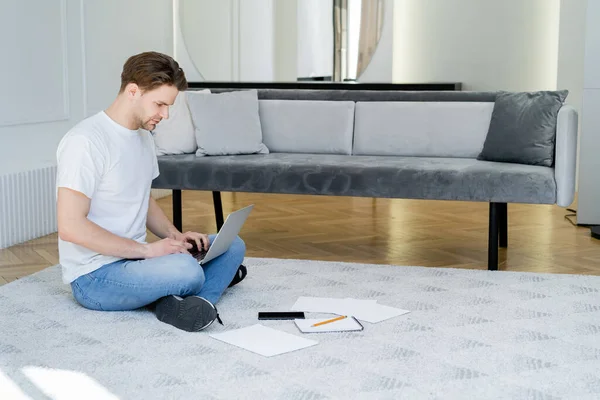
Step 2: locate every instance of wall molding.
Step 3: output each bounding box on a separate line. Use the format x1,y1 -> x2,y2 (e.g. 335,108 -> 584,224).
231,0 -> 240,81
0,0 -> 70,127
59,0 -> 70,122
79,0 -> 88,117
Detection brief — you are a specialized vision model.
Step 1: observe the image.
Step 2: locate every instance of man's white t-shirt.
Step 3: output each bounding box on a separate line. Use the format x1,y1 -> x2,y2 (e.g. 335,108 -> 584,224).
56,111 -> 159,284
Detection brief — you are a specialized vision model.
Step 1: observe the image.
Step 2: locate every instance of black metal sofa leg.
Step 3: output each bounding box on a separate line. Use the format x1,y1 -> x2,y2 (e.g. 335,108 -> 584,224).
213,191 -> 224,232
498,202 -> 507,248
172,189 -> 183,232
488,202 -> 499,271
212,191 -> 245,280
172,190 -> 224,233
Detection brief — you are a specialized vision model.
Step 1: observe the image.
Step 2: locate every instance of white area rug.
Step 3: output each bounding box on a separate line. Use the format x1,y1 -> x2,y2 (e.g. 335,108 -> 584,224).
1,258 -> 600,399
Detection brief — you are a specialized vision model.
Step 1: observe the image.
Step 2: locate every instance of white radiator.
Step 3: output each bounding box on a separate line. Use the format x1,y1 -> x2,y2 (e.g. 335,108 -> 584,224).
0,165 -> 58,249
0,166 -> 172,249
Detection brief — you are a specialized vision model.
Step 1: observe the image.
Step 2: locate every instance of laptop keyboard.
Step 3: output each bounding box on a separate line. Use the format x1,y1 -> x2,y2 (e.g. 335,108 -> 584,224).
191,248 -> 208,262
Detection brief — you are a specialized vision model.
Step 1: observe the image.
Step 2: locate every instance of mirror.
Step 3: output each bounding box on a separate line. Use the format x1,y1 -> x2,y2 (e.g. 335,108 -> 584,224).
177,0 -> 386,82
297,0 -> 385,82
333,0 -> 385,82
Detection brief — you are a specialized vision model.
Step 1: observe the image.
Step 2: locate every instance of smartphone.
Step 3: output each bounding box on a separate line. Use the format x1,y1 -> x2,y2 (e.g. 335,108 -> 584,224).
258,311 -> 305,320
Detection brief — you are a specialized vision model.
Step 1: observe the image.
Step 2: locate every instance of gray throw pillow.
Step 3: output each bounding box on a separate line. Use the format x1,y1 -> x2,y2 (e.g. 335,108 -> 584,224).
477,90 -> 568,167
186,89 -> 269,157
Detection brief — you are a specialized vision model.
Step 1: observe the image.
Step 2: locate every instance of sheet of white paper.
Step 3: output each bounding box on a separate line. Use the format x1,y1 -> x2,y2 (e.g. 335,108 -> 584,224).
342,300 -> 411,323
291,296 -> 410,324
291,296 -> 350,314
345,297 -> 377,303
294,317 -> 363,333
208,324 -> 318,357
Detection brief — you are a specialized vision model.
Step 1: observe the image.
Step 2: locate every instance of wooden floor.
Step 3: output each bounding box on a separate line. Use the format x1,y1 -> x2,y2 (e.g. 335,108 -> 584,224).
1,191 -> 599,285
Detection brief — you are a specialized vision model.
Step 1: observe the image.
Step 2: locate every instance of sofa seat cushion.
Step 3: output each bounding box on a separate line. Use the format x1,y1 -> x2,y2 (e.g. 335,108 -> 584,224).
153,154 -> 556,204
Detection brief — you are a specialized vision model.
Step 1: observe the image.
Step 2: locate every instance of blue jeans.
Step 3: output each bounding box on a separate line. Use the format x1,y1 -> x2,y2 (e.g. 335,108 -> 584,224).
70,234 -> 245,311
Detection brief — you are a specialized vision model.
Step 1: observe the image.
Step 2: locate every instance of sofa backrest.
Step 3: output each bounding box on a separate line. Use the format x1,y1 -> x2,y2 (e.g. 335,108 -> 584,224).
258,100 -> 355,155
207,88 -> 498,102
353,101 -> 494,158
199,88 -> 502,157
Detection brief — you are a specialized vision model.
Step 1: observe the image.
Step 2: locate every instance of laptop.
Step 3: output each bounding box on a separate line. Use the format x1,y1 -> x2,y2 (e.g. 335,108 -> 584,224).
190,204 -> 253,265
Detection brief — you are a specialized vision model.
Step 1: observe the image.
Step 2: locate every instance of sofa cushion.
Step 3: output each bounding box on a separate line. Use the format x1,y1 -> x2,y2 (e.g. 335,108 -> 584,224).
477,90 -> 568,167
258,100 -> 355,154
153,154 -> 556,204
186,89 -> 269,157
352,102 -> 494,158
152,90 -> 208,155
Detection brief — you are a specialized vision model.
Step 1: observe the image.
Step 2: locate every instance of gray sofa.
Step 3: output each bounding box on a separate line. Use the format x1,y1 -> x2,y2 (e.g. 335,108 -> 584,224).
152,88 -> 578,271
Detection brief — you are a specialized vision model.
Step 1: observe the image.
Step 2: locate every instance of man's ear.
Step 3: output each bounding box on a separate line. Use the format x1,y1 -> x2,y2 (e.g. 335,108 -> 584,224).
125,83 -> 140,99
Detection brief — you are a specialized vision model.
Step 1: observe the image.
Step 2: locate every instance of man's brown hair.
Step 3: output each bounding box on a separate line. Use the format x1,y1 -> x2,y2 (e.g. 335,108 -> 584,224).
119,51 -> 188,93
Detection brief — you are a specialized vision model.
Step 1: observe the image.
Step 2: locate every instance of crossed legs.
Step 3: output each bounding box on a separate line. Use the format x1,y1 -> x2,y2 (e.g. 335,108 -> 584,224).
70,235 -> 246,311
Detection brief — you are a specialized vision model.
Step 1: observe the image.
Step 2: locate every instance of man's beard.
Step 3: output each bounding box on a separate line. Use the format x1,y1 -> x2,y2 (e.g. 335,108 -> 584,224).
141,116 -> 160,131
142,120 -> 153,131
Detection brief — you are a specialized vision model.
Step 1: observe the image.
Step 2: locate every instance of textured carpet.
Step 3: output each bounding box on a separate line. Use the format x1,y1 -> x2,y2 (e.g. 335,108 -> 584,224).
1,258 -> 600,399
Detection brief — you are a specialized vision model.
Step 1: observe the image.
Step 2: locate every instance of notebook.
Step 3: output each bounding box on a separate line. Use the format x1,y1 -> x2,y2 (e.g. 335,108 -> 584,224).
294,316 -> 364,333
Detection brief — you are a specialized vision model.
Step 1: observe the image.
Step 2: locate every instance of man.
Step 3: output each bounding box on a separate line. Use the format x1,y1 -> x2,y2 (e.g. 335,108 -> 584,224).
56,51 -> 246,332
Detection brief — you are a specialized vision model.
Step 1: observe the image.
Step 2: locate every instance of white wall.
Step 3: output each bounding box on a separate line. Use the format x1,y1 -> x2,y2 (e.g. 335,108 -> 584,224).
179,0 -> 275,82
172,0 -> 203,81
0,0 -> 83,176
577,0 -> 600,224
274,0 -> 298,81
558,0 -> 587,114
0,0 -> 173,177
83,0 -> 173,116
240,0 -> 275,81
557,0 -> 587,195
392,0 -> 561,91
179,0 -> 235,80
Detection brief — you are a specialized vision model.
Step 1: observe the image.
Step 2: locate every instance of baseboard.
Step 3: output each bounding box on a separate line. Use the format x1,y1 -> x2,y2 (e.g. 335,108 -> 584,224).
0,165 -> 58,249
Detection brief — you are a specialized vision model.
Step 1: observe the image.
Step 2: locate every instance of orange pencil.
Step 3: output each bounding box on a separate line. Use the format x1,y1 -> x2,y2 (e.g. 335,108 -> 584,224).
311,315 -> 347,327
